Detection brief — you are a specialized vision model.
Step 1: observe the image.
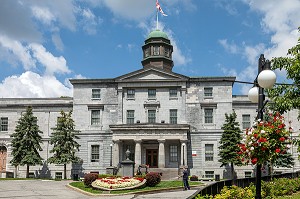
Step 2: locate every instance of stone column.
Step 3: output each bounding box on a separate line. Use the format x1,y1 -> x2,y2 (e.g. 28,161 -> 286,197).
112,140 -> 120,166
158,139 -> 165,168
134,140 -> 142,166
180,140 -> 188,166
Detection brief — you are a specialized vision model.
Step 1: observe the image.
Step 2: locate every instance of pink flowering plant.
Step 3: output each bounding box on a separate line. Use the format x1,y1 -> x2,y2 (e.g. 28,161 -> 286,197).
93,176 -> 145,189
238,112 -> 291,166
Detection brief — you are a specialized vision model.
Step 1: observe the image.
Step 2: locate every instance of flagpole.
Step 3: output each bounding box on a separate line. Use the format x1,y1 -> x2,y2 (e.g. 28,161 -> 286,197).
156,10 -> 158,30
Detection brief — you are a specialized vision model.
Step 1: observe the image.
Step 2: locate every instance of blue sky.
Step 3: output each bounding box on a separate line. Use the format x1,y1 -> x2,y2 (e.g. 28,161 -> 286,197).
0,0 -> 299,97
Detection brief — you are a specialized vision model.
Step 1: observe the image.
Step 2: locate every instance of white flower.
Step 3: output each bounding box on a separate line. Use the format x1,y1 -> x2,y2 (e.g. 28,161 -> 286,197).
250,147 -> 254,151
261,130 -> 265,134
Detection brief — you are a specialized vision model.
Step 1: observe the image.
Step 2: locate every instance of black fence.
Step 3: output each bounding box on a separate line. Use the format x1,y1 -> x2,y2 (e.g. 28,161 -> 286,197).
189,171 -> 300,199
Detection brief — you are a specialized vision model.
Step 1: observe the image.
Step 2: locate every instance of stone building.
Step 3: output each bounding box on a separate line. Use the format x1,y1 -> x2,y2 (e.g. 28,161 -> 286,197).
0,30 -> 299,179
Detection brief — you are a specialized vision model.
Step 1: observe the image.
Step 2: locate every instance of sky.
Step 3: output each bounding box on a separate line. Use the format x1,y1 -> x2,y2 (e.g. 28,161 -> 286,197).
0,0 -> 299,98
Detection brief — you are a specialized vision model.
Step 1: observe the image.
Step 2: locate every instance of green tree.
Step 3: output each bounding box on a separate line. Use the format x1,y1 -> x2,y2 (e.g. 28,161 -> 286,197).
48,110 -> 81,179
10,106 -> 43,178
267,27 -> 300,119
219,111 -> 243,180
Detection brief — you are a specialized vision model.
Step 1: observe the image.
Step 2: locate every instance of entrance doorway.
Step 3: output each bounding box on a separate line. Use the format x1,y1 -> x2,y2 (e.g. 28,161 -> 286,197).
146,149 -> 158,168
0,146 -> 7,172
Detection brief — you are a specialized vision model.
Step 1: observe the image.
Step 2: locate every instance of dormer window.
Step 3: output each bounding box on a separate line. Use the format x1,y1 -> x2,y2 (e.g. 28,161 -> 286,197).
153,46 -> 160,56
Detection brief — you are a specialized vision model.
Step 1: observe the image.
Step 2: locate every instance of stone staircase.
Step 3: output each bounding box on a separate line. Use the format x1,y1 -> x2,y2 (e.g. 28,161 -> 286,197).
148,168 -> 180,180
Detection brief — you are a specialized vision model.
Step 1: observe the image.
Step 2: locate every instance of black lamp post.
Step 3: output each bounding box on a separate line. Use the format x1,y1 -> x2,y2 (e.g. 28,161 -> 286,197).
248,54 -> 276,199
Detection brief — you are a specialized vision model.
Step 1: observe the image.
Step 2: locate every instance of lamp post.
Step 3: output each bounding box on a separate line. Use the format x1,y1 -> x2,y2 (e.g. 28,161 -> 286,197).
110,144 -> 113,166
183,143 -> 185,166
248,54 -> 276,199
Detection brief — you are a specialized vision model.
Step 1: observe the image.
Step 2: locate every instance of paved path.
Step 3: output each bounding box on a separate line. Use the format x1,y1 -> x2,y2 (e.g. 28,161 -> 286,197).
0,180 -> 204,199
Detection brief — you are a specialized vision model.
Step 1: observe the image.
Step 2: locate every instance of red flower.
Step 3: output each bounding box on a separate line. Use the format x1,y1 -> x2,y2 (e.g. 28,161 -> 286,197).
258,137 -> 267,143
251,158 -> 258,165
279,137 -> 285,142
253,134 -> 258,138
261,147 -> 267,151
275,148 -> 281,153
276,129 -> 281,133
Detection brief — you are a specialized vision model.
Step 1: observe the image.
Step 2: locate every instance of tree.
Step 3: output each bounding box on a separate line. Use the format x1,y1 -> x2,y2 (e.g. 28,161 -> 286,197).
219,111 -> 242,180
48,110 -> 81,179
10,106 -> 43,178
267,27 -> 300,119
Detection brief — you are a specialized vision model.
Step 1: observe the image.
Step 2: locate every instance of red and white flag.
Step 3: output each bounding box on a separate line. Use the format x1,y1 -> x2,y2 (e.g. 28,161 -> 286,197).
156,0 -> 167,16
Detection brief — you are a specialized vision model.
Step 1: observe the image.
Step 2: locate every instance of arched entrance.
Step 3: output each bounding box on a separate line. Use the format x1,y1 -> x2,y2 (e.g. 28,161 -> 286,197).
0,146 -> 7,172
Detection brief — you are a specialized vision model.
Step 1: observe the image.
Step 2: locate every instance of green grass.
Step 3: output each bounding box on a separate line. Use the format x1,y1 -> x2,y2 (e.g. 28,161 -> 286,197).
0,178 -> 36,180
69,180 -> 203,195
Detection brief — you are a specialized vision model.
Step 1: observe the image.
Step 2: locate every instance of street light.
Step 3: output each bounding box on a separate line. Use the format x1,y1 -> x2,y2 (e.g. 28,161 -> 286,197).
248,54 -> 276,199
110,144 -> 113,166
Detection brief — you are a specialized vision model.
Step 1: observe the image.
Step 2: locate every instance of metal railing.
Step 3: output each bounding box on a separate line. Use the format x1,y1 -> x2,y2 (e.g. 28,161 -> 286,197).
189,171 -> 300,199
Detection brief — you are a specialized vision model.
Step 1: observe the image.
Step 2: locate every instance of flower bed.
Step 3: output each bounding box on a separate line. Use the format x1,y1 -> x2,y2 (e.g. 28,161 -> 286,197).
91,176 -> 146,191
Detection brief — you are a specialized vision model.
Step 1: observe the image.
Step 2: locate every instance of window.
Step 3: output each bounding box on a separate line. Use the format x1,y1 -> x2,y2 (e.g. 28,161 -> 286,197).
127,110 -> 135,124
55,172 -> 63,179
245,171 -> 252,178
169,88 -> 177,98
127,89 -> 135,99
204,87 -> 213,97
148,89 -> 156,99
204,109 -> 213,123
91,110 -> 100,125
153,46 -> 160,55
0,117 -> 8,131
145,48 -> 150,57
164,48 -> 170,57
205,171 -> 214,178
169,145 -> 178,162
242,114 -> 251,129
148,110 -> 156,123
205,144 -> 214,161
92,89 -> 101,99
170,109 -> 177,124
91,145 -> 100,162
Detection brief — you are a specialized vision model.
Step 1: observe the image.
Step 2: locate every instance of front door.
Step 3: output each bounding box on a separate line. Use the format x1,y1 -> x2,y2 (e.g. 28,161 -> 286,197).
146,149 -> 158,168
0,146 -> 7,172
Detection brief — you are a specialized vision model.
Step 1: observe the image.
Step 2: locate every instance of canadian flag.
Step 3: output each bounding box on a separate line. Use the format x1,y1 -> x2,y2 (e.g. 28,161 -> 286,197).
156,0 -> 167,16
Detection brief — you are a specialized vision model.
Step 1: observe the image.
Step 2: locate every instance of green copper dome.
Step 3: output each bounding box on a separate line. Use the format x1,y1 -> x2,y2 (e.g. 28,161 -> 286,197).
147,29 -> 169,40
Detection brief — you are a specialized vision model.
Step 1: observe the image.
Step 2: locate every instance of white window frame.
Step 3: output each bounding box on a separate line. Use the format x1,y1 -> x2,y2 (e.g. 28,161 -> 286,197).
91,145 -> 100,162
204,87 -> 213,97
127,110 -> 135,124
91,110 -> 101,125
204,108 -> 213,124
245,171 -> 252,178
127,89 -> 135,99
91,89 -> 101,99
148,110 -> 156,123
169,145 -> 178,162
205,171 -> 214,178
205,144 -> 214,161
153,46 -> 160,55
242,114 -> 251,129
170,109 -> 177,124
148,89 -> 156,99
0,117 -> 8,132
169,88 -> 177,98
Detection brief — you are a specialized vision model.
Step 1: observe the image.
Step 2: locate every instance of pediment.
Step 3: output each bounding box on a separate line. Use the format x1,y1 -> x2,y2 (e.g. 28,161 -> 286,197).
116,68 -> 188,82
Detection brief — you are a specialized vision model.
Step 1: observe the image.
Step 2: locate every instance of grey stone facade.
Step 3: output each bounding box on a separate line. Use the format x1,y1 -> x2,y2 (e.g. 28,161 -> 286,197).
0,30 -> 300,180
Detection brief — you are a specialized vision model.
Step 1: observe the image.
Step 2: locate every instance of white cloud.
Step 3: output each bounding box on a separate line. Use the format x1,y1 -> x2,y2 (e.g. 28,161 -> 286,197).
0,71 -> 72,98
31,6 -> 56,25
218,39 -> 239,54
80,8 -> 103,35
29,43 -> 70,75
0,34 -> 36,70
51,33 -> 64,51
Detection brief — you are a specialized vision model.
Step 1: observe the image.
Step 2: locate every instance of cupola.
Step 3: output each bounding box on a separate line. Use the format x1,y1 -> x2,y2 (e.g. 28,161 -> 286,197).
141,29 -> 174,72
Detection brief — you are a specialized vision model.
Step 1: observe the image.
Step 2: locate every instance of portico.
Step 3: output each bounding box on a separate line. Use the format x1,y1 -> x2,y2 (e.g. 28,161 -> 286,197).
110,123 -> 190,169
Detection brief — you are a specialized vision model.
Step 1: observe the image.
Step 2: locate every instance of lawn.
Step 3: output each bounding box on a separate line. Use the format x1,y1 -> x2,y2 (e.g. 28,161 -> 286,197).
277,192 -> 300,199
69,180 -> 203,195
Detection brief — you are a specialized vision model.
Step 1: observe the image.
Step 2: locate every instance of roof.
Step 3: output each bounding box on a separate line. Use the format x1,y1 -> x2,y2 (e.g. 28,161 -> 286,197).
147,29 -> 169,40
